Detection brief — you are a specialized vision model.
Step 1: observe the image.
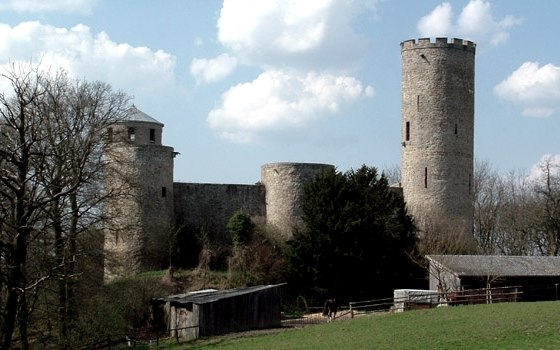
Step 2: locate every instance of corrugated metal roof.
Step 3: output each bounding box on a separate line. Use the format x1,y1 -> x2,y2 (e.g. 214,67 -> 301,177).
158,284 -> 284,305
427,255 -> 560,277
120,105 -> 164,125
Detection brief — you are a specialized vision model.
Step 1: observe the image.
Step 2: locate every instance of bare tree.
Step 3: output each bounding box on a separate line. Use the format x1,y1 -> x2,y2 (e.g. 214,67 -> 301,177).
39,72 -> 129,340
382,163 -> 401,187
472,160 -> 558,256
531,156 -> 560,255
473,159 -> 505,254
496,170 -> 541,255
0,64 -> 129,349
412,214 -> 477,300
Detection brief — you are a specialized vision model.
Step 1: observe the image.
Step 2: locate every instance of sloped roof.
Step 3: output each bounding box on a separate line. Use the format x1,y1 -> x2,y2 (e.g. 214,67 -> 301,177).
427,255 -> 560,277
120,105 -> 164,126
157,284 -> 284,306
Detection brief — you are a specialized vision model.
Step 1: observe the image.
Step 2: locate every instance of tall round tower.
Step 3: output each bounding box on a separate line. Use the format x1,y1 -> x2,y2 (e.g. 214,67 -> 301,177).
104,106 -> 175,280
261,162 -> 334,240
401,38 -> 475,236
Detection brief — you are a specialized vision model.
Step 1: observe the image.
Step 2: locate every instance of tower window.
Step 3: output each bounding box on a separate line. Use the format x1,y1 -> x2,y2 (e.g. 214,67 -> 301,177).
405,121 -> 410,141
107,127 -> 113,142
454,124 -> 458,135
162,186 -> 167,198
128,127 -> 135,141
424,167 -> 428,188
149,128 -> 155,142
416,95 -> 420,112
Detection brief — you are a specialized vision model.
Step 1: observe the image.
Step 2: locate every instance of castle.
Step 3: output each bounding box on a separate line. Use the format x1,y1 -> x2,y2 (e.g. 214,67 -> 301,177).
103,37 -> 475,280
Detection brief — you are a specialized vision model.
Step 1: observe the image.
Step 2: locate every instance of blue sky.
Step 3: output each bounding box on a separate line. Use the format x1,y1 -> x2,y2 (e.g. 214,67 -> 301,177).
0,0 -> 558,184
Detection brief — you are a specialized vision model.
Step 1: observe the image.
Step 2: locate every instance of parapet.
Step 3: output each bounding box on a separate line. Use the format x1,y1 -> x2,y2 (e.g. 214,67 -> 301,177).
401,37 -> 476,53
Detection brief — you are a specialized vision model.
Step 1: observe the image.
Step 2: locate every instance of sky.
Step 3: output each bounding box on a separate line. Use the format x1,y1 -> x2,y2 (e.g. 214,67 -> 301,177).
0,0 -> 558,184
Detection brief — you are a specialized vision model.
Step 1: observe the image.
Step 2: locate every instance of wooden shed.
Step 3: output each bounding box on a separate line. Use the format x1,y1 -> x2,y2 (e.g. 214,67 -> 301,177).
152,284 -> 283,341
427,255 -> 560,301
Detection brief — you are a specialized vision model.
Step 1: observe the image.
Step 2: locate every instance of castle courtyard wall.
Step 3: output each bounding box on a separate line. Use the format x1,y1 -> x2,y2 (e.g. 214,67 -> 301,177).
173,183 -> 266,242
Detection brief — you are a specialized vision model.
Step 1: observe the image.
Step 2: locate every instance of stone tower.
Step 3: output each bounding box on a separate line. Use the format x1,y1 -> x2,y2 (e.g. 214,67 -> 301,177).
103,106 -> 175,280
261,162 -> 334,240
400,38 -> 475,236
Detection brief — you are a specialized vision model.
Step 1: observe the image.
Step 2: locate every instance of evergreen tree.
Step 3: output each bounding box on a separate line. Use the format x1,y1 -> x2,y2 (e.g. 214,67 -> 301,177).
287,165 -> 423,303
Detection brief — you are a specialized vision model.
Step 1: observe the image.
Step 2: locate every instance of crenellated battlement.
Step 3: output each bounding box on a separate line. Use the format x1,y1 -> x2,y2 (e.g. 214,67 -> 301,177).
401,37 -> 476,53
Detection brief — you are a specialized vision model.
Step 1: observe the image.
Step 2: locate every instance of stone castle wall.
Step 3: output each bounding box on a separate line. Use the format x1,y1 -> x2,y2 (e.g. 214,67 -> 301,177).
173,182 -> 266,242
172,163 -> 334,243
401,37 -> 475,234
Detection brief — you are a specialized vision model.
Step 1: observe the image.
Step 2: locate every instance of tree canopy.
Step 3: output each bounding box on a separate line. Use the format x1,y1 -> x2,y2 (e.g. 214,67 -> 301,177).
286,165 -> 423,303
0,64 -> 129,349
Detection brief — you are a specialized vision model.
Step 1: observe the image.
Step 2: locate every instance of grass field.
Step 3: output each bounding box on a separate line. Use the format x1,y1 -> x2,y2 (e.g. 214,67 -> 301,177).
164,301 -> 560,349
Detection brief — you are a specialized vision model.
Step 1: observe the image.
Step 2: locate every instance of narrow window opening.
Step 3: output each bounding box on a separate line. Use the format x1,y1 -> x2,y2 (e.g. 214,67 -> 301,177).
107,127 -> 113,142
149,128 -> 155,142
162,186 -> 167,198
468,173 -> 472,193
405,122 -> 410,141
128,127 -> 135,141
454,124 -> 458,135
424,167 -> 428,188
416,95 -> 420,112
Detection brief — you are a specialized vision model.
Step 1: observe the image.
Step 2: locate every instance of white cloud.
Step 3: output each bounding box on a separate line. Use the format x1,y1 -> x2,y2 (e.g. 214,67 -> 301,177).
201,0 -> 379,143
0,0 -> 97,14
190,53 -> 237,84
417,3 -> 453,37
208,70 -> 374,143
216,0 -> 377,70
417,0 -> 522,47
494,62 -> 560,117
0,21 -> 176,98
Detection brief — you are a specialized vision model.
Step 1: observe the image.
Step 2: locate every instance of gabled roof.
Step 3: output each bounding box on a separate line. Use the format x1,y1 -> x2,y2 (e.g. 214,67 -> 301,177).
156,284 -> 284,306
427,255 -> 560,277
120,105 -> 164,126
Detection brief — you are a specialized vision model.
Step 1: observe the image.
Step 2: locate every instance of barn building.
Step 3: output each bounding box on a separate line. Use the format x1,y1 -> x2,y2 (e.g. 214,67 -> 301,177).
151,284 -> 284,341
427,255 -> 560,301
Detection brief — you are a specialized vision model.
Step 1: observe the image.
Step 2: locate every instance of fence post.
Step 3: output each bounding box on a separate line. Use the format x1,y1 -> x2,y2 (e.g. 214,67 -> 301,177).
350,303 -> 354,319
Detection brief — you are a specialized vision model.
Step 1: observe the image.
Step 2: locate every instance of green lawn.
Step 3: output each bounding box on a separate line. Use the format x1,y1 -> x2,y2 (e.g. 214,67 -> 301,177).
165,301 -> 560,349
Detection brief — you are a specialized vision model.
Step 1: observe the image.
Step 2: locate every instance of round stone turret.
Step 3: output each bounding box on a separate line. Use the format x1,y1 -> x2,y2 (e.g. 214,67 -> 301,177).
401,38 -> 475,236
261,162 -> 334,240
104,106 -> 175,280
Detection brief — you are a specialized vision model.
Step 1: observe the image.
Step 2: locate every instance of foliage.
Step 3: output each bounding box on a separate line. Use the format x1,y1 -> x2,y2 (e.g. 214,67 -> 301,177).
227,210 -> 255,247
66,276 -> 173,349
286,165 -> 423,303
227,222 -> 287,287
196,228 -> 231,271
183,302 -> 560,350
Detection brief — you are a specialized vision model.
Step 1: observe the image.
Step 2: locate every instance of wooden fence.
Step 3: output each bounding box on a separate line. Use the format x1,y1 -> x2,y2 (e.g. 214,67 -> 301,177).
348,286 -> 523,317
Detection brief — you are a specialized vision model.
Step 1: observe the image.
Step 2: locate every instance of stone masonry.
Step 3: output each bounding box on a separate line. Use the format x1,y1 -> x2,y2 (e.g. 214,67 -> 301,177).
401,38 -> 475,235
